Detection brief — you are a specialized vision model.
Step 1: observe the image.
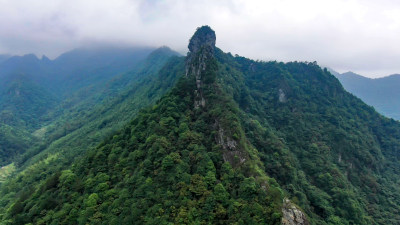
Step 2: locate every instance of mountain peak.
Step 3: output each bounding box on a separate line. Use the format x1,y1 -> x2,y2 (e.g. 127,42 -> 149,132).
185,26 -> 217,108
188,25 -> 216,54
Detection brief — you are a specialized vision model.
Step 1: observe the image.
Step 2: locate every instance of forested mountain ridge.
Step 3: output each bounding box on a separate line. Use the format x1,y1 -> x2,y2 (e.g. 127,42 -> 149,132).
0,46 -> 158,132
1,26 -> 400,224
329,69 -> 400,120
1,25 -> 290,225
16,47 -> 181,169
0,45 -> 179,176
0,46 -> 182,222
0,47 -> 156,96
215,52 -> 400,224
0,47 -> 177,166
0,74 -> 57,165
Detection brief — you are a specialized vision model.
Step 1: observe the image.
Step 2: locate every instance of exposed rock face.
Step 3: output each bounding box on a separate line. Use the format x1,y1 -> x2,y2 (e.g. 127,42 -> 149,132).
188,26 -> 216,54
282,198 -> 309,225
216,123 -> 246,167
217,125 -> 237,150
186,26 -> 246,168
278,89 -> 287,102
185,26 -> 216,108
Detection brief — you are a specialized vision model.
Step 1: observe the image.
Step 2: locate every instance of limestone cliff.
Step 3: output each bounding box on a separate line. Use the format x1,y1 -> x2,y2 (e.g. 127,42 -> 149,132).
185,26 -> 216,108
282,198 -> 309,225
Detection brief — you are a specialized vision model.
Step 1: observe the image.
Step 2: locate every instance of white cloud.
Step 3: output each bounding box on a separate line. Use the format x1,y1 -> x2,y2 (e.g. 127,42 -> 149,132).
0,0 -> 399,77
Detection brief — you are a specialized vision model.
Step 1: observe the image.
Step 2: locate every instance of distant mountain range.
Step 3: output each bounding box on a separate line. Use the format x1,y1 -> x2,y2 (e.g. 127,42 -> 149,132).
329,69 -> 400,120
0,46 -> 158,96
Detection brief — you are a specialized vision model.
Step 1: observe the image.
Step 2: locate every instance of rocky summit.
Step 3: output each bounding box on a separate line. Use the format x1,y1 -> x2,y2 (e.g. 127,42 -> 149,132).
188,25 -> 216,54
186,26 -> 217,108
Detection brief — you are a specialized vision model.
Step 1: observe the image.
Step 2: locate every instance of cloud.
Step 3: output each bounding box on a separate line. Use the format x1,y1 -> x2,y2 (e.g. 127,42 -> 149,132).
0,0 -> 399,77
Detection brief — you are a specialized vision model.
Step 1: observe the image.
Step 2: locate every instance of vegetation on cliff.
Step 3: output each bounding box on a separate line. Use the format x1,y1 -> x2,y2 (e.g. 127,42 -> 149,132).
1,26 -> 400,225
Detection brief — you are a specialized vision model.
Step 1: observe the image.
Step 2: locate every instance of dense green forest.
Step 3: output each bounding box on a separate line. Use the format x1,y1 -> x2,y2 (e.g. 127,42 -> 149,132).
0,47 -> 180,213
215,51 -> 400,224
0,26 -> 399,224
0,74 -> 56,165
0,46 -> 162,166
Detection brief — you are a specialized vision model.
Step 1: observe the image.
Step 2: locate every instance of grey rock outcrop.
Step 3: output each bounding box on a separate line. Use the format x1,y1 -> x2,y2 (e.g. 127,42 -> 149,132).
215,122 -> 246,167
185,26 -> 216,108
187,26 -> 216,55
278,89 -> 287,103
282,198 -> 309,225
186,26 -> 247,168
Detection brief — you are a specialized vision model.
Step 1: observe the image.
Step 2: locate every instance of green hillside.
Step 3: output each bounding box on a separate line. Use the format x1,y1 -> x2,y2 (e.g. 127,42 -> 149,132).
0,47 -> 178,166
1,26 -> 400,225
0,75 -> 57,165
215,52 -> 400,224
2,25 -> 286,225
0,47 -> 181,219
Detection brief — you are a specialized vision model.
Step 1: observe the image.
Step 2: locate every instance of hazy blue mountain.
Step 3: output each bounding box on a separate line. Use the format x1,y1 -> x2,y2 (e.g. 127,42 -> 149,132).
0,54 -> 49,82
330,69 -> 400,120
0,46 -> 157,97
0,47 -> 158,130
0,54 -> 11,64
49,46 -> 157,95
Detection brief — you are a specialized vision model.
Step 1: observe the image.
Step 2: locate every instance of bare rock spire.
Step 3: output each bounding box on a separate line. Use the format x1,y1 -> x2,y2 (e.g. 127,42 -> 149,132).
188,25 -> 216,54
185,26 -> 216,109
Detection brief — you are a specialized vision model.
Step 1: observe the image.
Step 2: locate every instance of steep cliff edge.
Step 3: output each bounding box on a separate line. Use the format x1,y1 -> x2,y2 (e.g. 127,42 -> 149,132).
185,25 -> 216,108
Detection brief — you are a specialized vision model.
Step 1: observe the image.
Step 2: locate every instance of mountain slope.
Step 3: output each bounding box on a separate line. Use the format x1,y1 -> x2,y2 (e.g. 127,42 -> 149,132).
0,47 -> 182,219
331,70 -> 400,120
0,74 -> 58,128
215,53 -> 400,224
0,47 -> 156,97
16,47 -> 181,168
0,124 -> 35,166
0,74 -> 57,165
48,46 -> 156,96
0,54 -> 10,65
0,54 -> 48,82
3,26 -> 287,225
0,47 -> 173,166
1,26 -> 400,225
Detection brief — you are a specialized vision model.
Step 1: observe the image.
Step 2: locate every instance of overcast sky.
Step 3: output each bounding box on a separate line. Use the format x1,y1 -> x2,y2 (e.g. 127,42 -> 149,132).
0,0 -> 399,78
